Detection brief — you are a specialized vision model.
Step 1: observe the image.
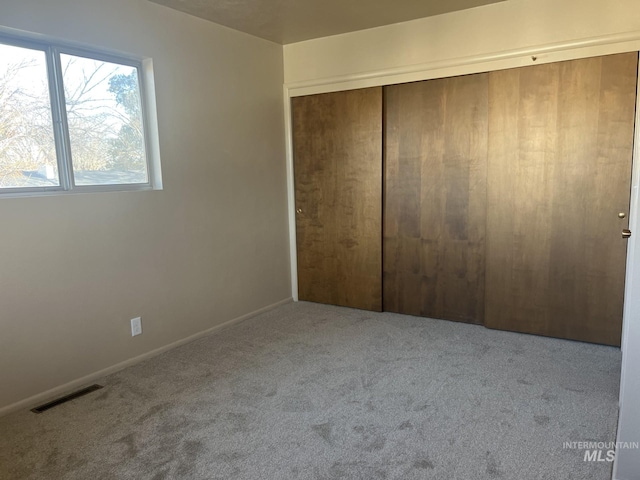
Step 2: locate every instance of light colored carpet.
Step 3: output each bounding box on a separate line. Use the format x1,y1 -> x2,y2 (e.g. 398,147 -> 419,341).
0,302 -> 621,479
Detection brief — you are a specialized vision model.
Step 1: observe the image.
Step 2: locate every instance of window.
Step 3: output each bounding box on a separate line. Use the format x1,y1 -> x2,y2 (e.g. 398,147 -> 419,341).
0,34 -> 158,195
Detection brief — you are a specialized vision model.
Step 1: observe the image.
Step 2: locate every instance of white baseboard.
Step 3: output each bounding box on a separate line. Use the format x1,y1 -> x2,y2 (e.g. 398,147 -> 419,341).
0,297 -> 293,418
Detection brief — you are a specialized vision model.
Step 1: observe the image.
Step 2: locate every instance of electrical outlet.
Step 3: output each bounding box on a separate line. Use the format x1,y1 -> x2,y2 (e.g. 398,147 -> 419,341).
131,317 -> 142,337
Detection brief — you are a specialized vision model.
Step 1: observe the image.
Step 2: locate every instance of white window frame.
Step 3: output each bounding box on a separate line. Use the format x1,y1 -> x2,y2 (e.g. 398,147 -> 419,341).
0,31 -> 161,197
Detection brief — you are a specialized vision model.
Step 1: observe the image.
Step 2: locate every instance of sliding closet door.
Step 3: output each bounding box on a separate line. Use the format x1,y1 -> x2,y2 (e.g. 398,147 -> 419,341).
384,75 -> 489,323
485,53 -> 638,346
292,88 -> 383,311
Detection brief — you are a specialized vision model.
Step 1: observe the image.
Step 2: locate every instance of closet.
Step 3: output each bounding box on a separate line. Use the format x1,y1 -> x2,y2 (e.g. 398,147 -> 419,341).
292,88 -> 383,311
484,54 -> 637,345
292,52 -> 638,346
384,73 -> 488,324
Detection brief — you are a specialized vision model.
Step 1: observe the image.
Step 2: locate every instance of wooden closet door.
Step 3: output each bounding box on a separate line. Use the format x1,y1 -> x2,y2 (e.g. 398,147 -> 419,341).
292,88 -> 382,311
384,74 -> 489,323
485,53 -> 638,346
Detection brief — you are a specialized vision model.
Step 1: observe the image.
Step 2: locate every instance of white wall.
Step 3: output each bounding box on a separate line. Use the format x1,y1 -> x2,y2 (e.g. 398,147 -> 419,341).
0,0 -> 290,412
617,204 -> 640,478
284,0 -> 640,91
283,1 -> 640,477
615,68 -> 640,480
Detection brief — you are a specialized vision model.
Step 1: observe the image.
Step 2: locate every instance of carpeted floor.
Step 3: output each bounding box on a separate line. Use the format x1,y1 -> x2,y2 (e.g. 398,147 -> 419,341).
0,302 -> 621,479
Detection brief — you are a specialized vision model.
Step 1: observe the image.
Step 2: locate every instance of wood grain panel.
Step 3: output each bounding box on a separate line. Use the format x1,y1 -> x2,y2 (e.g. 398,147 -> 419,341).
485,53 -> 638,346
292,88 -> 382,311
384,74 -> 489,323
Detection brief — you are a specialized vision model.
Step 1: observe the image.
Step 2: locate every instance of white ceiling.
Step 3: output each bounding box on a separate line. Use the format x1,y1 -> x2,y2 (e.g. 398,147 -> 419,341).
148,0 -> 506,44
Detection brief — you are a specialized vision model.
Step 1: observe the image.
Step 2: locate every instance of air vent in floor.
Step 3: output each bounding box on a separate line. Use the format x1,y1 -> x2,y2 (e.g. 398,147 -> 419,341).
31,384 -> 104,413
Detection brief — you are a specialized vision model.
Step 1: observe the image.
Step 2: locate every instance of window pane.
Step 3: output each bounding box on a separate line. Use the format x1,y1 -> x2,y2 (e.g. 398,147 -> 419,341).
60,54 -> 148,186
0,43 -> 59,188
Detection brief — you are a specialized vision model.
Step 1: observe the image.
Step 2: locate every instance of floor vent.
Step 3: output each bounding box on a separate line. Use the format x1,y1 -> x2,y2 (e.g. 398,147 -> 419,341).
31,384 -> 104,413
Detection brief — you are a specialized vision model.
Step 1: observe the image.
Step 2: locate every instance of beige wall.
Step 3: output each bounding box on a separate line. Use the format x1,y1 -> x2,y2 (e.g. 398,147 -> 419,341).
284,0 -> 640,87
0,0 -> 290,411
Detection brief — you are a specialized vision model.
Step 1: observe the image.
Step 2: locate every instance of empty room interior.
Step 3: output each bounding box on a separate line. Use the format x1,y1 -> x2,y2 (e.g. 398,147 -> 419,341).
2,0 -> 640,479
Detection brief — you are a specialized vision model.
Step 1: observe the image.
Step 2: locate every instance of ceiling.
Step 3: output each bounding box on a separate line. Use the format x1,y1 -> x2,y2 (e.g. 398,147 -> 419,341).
147,0 -> 506,44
